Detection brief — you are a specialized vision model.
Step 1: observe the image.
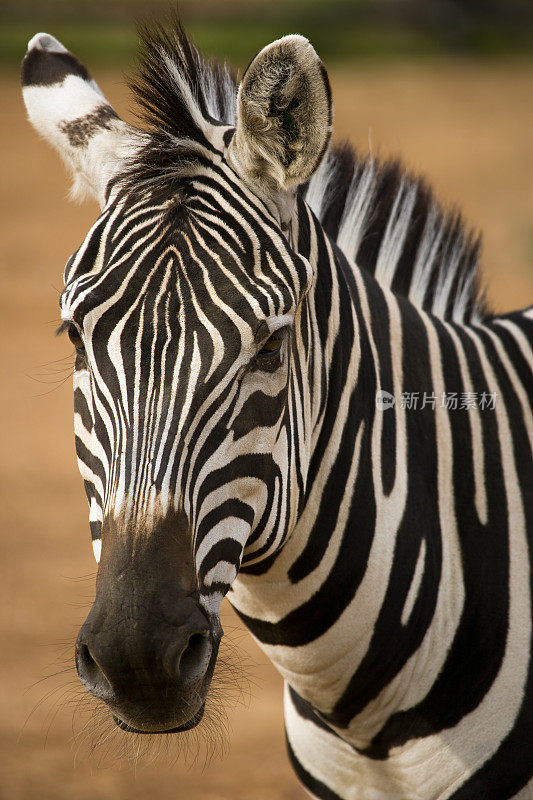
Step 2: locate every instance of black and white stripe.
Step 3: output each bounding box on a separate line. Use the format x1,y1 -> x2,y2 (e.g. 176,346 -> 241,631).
23,17 -> 532,799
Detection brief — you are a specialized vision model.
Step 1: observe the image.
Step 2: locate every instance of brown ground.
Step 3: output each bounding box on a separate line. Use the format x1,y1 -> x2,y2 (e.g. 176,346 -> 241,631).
1,60 -> 532,800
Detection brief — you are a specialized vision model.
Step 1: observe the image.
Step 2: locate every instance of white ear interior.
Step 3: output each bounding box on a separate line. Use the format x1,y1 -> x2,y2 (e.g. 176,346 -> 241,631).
228,35 -> 332,202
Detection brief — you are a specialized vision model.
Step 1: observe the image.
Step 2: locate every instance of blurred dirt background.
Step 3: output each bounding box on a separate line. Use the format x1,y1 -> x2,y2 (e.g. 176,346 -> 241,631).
1,5 -> 532,798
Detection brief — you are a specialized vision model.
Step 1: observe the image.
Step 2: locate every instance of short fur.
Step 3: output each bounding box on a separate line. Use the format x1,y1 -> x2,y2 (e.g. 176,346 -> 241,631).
229,35 -> 332,195
120,15 -> 486,325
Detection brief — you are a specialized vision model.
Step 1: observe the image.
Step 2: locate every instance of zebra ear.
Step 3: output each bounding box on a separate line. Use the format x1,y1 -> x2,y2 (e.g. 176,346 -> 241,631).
229,35 -> 332,202
21,33 -> 136,207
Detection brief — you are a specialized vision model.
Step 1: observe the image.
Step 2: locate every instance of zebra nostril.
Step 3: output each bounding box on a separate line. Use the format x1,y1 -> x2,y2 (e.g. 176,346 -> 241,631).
75,641 -> 113,701
177,631 -> 212,687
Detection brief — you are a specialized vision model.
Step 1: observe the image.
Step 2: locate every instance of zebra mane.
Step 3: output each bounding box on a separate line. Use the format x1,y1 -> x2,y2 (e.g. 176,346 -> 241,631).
125,17 -> 486,324
304,146 -> 486,323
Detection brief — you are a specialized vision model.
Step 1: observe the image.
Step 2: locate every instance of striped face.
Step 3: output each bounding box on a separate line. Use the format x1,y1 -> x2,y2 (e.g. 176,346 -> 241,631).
60,178 -> 314,614
23,25 -> 331,734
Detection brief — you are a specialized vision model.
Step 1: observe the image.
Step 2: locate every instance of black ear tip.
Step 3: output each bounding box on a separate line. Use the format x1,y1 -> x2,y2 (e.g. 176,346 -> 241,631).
21,35 -> 91,88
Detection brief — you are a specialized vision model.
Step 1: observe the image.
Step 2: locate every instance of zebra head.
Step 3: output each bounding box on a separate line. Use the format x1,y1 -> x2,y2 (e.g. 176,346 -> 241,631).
22,23 -> 332,733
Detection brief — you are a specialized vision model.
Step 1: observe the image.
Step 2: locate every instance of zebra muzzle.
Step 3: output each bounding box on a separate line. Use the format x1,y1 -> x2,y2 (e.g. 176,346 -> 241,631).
112,702 -> 206,734
74,514 -> 221,733
75,607 -> 219,733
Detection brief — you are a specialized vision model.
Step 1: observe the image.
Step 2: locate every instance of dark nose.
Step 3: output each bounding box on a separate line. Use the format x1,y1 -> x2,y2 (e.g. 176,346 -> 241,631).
76,619 -> 212,694
75,598 -> 214,728
74,510 -> 223,731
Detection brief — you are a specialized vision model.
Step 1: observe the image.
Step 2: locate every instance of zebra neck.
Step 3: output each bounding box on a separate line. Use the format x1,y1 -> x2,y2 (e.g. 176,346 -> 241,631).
231,211 -> 467,743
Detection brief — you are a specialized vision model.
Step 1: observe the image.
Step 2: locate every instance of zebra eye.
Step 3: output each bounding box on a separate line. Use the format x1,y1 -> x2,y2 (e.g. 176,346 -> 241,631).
67,324 -> 85,354
255,328 -> 286,371
259,333 -> 283,355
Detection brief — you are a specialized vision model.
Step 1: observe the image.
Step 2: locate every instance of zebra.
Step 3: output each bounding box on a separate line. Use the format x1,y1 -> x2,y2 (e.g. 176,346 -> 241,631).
21,17 -> 532,800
